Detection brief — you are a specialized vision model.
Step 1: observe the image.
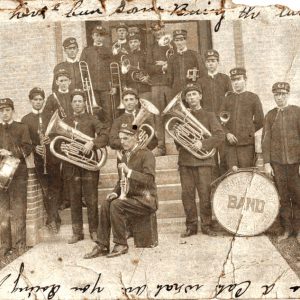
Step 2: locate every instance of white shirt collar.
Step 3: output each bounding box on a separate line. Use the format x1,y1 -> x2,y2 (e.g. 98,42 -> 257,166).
208,71 -> 218,78
125,109 -> 136,116
93,42 -> 103,47
117,39 -> 127,45
1,119 -> 13,125
177,47 -> 187,54
66,56 -> 79,63
58,89 -> 69,94
32,108 -> 44,115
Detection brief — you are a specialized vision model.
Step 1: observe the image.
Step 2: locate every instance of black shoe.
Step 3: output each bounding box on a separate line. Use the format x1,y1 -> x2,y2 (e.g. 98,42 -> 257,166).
106,244 -> 128,258
83,245 -> 109,259
201,226 -> 217,236
180,228 -> 197,238
68,234 -> 84,244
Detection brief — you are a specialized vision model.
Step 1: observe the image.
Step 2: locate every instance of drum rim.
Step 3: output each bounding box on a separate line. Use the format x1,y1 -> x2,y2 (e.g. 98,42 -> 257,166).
212,168 -> 280,237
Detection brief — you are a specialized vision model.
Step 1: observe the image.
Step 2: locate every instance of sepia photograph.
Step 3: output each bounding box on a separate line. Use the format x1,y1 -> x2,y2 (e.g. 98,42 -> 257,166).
0,0 -> 300,298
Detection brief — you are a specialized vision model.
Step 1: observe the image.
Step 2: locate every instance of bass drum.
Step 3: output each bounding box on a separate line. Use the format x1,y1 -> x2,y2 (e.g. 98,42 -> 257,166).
0,156 -> 20,191
212,170 -> 280,236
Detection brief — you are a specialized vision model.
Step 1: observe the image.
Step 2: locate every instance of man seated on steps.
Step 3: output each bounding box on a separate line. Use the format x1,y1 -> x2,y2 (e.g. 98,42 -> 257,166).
84,122 -> 158,258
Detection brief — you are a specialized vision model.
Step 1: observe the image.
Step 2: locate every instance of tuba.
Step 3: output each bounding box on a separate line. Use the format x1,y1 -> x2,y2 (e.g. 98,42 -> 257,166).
162,93 -> 216,160
45,111 -> 107,171
79,61 -> 101,115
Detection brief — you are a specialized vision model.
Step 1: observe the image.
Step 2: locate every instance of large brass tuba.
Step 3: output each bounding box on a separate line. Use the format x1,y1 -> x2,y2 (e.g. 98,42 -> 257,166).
45,111 -> 107,171
79,61 -> 101,115
162,93 -> 216,160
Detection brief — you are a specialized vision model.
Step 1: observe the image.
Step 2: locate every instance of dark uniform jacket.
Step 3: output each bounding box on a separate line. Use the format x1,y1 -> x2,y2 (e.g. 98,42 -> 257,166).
262,105 -> 300,165
177,109 -> 224,167
52,61 -> 82,92
114,147 -> 158,211
146,43 -> 170,86
80,45 -> 111,91
109,110 -> 158,151
125,49 -> 151,94
198,73 -> 232,114
168,49 -> 205,94
61,112 -> 109,176
0,121 -> 32,177
44,91 -> 73,119
220,91 -> 264,146
21,111 -> 59,167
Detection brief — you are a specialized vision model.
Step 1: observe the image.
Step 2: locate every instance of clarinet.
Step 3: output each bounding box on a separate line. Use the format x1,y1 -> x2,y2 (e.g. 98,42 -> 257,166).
38,113 -> 47,174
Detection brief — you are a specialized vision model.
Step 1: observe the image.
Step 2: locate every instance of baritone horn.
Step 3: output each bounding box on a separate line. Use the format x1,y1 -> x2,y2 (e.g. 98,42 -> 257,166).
45,110 -> 107,171
79,61 -> 101,115
162,93 -> 216,160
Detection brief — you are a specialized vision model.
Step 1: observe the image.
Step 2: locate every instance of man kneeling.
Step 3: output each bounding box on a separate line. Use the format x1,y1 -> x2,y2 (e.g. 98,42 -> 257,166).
84,122 -> 158,258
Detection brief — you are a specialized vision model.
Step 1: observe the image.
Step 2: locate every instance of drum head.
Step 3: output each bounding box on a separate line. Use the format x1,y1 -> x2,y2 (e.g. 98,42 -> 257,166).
212,170 -> 280,236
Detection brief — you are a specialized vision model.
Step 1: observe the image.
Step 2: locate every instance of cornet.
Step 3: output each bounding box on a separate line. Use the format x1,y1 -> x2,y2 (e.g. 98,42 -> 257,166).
157,33 -> 174,59
45,110 -> 107,171
163,93 -> 216,160
219,111 -> 231,125
79,61 -> 101,115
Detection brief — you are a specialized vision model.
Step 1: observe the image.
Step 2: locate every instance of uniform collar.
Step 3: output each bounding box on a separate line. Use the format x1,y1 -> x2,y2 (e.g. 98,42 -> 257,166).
32,108 -> 44,114
117,39 -> 127,44
1,119 -> 13,125
125,109 -> 137,116
277,104 -> 289,111
58,89 -> 69,94
73,111 -> 86,116
208,71 -> 218,78
177,47 -> 187,55
93,43 -> 103,47
66,56 -> 79,63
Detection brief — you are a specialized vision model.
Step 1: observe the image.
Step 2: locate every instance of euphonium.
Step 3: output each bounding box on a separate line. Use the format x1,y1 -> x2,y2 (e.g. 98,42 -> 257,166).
45,110 -> 107,171
162,93 -> 216,160
79,61 -> 101,115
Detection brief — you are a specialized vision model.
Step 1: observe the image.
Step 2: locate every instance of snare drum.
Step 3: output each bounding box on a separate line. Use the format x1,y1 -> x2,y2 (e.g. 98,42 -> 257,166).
212,170 -> 280,236
0,156 -> 20,191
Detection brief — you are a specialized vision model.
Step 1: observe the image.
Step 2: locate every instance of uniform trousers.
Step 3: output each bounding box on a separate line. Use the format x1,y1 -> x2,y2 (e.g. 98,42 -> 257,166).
65,166 -> 99,235
151,86 -> 171,149
0,173 -> 27,251
97,198 -> 152,248
226,144 -> 255,170
272,162 -> 300,233
94,90 -> 112,125
179,165 -> 213,230
35,162 -> 61,224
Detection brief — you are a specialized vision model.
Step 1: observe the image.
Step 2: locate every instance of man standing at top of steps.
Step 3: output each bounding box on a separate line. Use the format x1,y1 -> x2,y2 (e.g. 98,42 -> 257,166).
173,84 -> 224,238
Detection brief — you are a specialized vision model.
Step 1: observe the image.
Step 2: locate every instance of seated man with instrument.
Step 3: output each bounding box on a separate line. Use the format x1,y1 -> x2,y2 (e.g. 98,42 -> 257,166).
84,122 -> 158,258
59,89 -> 109,244
0,98 -> 32,256
169,84 -> 224,237
109,87 -> 158,152
262,82 -> 300,242
22,87 -> 62,234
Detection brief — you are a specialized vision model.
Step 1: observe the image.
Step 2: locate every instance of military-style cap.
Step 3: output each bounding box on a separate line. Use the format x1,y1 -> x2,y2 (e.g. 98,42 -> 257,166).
71,89 -> 86,101
205,49 -> 219,60
63,37 -> 78,49
230,67 -> 246,79
183,83 -> 202,98
29,87 -> 45,100
0,98 -> 14,110
128,33 -> 141,41
119,122 -> 138,135
55,68 -> 71,79
173,29 -> 187,39
122,87 -> 139,99
272,82 -> 290,93
92,25 -> 107,36
116,22 -> 128,31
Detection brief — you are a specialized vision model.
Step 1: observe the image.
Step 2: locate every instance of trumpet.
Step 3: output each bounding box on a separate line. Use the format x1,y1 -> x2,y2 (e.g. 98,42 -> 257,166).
162,93 -> 216,160
79,61 -> 101,115
219,111 -> 231,125
119,166 -> 129,200
45,110 -> 107,171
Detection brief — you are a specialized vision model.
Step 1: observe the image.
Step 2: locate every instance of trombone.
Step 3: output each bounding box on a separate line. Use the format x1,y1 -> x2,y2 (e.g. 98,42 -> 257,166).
110,62 -> 125,114
79,61 -> 101,115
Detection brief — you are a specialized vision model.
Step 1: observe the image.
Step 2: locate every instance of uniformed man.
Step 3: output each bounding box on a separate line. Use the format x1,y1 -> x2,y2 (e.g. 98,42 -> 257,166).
175,84 -> 224,237
220,68 -> 264,170
198,50 -> 232,175
84,122 -> 158,258
167,29 -> 205,96
0,98 -> 32,256
61,89 -> 109,244
262,82 -> 300,242
111,22 -> 130,59
22,87 -> 62,234
123,33 -> 151,100
52,37 -> 82,92
80,25 -> 112,123
44,68 -> 73,118
109,87 -> 158,151
146,26 -> 172,156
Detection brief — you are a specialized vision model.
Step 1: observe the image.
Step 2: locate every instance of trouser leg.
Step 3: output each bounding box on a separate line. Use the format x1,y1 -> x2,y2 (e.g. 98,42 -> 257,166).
0,188 -> 11,251
237,145 -> 255,168
98,199 -> 112,249
179,166 -> 198,230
